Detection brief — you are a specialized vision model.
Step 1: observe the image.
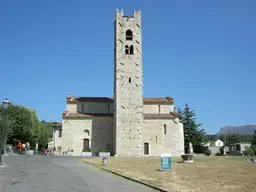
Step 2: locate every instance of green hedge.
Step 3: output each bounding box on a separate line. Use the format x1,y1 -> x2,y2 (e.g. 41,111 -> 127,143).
244,145 -> 256,156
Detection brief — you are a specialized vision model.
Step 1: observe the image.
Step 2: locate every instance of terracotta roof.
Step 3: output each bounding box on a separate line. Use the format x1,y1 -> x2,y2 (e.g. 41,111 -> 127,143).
62,110 -> 179,119
52,122 -> 62,129
67,96 -> 113,103
62,110 -> 113,118
143,97 -> 173,104
144,112 -> 179,119
66,95 -> 173,104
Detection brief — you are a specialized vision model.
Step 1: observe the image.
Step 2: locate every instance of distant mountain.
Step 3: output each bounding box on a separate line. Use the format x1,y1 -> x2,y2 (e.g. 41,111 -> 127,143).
217,125 -> 256,135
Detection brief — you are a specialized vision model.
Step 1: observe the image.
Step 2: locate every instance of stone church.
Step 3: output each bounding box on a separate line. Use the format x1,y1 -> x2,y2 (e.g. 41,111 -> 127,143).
52,9 -> 184,157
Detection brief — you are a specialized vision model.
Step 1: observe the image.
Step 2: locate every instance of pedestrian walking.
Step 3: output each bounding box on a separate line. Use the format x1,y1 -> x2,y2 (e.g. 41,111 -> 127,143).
17,141 -> 22,154
7,144 -> 12,155
25,142 -> 30,155
21,143 -> 25,155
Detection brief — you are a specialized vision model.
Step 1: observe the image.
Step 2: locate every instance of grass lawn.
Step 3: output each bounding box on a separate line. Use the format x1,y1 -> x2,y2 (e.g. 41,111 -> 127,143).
83,156 -> 256,192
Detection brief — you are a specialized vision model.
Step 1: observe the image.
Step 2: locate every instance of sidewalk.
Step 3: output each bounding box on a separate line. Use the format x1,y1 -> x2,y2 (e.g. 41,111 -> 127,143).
3,153 -> 19,156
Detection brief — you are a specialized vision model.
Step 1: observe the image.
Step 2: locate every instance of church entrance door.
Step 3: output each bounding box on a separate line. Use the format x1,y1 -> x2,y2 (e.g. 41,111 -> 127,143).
83,139 -> 89,150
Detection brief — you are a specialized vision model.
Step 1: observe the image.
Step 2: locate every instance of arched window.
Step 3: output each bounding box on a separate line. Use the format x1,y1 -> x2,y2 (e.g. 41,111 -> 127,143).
130,45 -> 134,54
126,30 -> 133,40
125,45 -> 129,54
84,129 -> 90,136
124,45 -> 134,55
164,124 -> 167,135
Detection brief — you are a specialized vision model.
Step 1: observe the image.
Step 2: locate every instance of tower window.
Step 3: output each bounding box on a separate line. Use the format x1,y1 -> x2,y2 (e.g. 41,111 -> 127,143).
164,124 -> 167,135
130,45 -> 134,54
124,45 -> 134,55
129,78 -> 131,83
125,45 -> 129,54
126,30 -> 133,41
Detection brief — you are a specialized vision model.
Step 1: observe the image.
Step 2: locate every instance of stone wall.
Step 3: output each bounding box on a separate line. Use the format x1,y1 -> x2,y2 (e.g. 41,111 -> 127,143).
53,129 -> 62,153
61,9 -> 185,157
114,10 -> 144,156
77,102 -> 114,114
61,117 -> 113,155
142,118 -> 184,156
67,103 -> 77,113
68,101 -> 175,115
143,104 -> 174,114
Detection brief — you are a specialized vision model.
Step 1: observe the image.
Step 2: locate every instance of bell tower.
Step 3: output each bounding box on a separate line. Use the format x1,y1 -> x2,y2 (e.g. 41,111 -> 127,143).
113,9 -> 144,156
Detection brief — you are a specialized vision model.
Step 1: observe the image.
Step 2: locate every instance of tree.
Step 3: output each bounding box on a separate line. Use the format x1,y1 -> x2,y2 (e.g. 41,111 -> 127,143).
30,110 -> 41,148
40,121 -> 53,140
7,105 -> 33,145
0,103 -> 49,150
252,130 -> 256,145
38,125 -> 48,150
179,104 -> 206,153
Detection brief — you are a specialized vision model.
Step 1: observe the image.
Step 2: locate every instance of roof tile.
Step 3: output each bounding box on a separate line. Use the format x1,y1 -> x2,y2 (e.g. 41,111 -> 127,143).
52,122 -> 62,129
66,96 -> 173,104
62,111 -> 179,119
62,111 -> 113,118
143,112 -> 179,119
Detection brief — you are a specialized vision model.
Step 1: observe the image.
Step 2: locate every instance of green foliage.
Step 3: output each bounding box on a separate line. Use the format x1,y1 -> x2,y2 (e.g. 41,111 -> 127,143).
220,146 -> 225,154
204,149 -> 211,156
0,104 -> 33,145
30,110 -> 41,148
179,104 -> 206,153
250,145 -> 256,154
38,125 -> 48,150
0,103 -> 50,150
40,120 -> 53,141
244,146 -> 255,156
252,130 -> 256,145
193,145 -> 207,154
82,148 -> 91,152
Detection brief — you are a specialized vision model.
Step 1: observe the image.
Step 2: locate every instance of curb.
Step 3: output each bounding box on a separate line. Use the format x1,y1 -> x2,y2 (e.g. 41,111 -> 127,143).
81,159 -> 168,192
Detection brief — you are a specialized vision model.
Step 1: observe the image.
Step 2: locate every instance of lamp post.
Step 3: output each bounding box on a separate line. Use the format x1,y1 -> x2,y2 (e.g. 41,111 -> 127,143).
0,98 -> 10,166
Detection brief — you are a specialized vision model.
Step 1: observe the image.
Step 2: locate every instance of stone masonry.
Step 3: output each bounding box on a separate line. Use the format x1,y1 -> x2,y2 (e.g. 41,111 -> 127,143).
114,10 -> 144,156
52,9 -> 185,157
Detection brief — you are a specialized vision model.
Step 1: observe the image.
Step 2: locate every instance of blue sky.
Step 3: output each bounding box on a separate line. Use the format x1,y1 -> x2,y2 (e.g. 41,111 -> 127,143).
0,0 -> 255,134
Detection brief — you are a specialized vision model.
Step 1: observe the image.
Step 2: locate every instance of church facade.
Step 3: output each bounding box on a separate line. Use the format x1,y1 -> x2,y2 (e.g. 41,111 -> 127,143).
52,9 -> 184,157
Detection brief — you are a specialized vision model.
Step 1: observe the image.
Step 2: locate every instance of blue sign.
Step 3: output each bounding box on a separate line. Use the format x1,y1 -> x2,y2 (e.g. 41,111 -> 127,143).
160,153 -> 172,171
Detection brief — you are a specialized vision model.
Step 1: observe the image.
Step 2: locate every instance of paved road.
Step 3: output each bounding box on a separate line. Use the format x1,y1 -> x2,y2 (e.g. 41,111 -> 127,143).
0,155 -> 155,192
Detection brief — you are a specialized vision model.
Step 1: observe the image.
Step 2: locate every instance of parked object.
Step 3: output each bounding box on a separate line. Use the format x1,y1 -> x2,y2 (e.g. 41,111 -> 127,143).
250,158 -> 256,164
102,157 -> 108,164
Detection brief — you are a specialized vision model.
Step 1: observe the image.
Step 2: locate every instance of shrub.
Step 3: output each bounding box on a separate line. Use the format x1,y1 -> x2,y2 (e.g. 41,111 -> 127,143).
220,146 -> 224,154
194,145 -> 207,154
215,152 -> 222,156
99,149 -> 110,152
82,148 -> 91,152
204,149 -> 211,156
244,147 -> 255,156
250,145 -> 256,154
